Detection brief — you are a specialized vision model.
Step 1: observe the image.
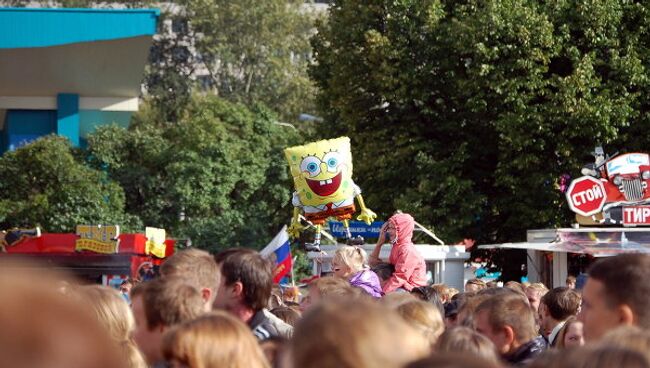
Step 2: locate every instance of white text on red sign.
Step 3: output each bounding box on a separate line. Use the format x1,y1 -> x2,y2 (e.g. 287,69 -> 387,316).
623,207 -> 650,225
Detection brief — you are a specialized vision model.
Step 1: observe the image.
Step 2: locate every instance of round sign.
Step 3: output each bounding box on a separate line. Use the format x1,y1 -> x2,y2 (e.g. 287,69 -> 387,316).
566,176 -> 607,216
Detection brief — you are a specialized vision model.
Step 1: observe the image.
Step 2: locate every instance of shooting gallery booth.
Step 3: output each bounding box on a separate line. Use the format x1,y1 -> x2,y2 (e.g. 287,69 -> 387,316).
0,7 -> 159,152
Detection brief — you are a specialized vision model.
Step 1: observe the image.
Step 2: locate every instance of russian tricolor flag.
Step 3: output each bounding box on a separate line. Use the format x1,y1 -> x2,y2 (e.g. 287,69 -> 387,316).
260,226 -> 293,284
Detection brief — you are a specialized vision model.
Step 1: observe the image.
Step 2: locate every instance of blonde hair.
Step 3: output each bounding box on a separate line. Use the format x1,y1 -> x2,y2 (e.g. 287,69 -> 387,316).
397,300 -> 445,348
526,282 -> 549,296
0,264 -> 127,368
163,311 -> 270,368
77,285 -> 147,368
292,300 -> 429,368
332,246 -> 367,274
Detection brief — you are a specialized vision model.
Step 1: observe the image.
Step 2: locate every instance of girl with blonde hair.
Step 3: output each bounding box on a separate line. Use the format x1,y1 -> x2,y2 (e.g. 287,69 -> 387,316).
332,245 -> 383,297
163,311 -> 270,368
76,285 -> 147,368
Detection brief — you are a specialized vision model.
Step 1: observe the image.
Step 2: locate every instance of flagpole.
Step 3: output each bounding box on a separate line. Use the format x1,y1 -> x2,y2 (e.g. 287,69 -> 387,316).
291,256 -> 297,287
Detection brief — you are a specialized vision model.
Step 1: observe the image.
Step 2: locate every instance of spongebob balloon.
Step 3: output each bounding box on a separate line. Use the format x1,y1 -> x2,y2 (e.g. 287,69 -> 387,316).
284,137 -> 376,251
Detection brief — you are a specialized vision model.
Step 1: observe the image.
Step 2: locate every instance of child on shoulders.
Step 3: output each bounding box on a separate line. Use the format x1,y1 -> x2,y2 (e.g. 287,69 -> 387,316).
332,246 -> 383,298
369,212 -> 427,293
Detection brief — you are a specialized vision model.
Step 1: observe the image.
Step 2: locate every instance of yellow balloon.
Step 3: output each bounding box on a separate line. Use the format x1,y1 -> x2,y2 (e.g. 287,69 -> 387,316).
284,137 -> 355,208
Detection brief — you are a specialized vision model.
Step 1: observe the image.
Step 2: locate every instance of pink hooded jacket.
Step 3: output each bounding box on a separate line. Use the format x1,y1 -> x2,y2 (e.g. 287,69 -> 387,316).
383,213 -> 428,293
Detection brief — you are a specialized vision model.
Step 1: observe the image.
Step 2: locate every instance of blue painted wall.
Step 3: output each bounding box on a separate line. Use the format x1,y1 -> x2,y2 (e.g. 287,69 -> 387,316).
4,110 -> 57,151
57,93 -> 80,147
0,8 -> 159,49
79,110 -> 132,148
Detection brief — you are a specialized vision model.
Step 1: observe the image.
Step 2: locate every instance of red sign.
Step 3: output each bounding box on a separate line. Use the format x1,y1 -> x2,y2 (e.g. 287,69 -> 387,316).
566,176 -> 607,216
623,206 -> 650,225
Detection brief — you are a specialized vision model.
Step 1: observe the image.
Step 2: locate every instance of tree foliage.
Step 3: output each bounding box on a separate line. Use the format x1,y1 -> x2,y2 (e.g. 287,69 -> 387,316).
183,0 -> 319,122
0,136 -> 138,232
86,96 -> 298,252
310,0 -> 650,254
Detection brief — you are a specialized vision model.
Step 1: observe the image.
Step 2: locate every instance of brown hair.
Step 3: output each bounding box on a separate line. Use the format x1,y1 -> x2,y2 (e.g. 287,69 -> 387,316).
437,327 -> 501,366
588,254 -> 650,329
555,317 -> 582,349
602,326 -> 650,363
160,248 -> 220,295
215,248 -> 273,310
540,287 -> 581,321
406,352 -> 503,368
270,306 -> 301,327
397,300 -> 445,348
504,281 -> 525,295
529,346 -> 650,368
309,276 -> 358,299
475,293 -> 537,343
466,278 -> 487,290
131,277 -> 204,329
432,284 -> 450,302
292,300 -> 429,368
163,311 -> 270,368
76,285 -> 147,368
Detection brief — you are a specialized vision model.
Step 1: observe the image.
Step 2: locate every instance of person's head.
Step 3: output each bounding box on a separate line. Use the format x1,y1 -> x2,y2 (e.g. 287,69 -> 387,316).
579,254 -> 650,342
406,352 -> 503,368
474,293 -> 537,356
120,278 -> 134,294
432,284 -> 451,303
436,327 -> 501,366
292,300 -> 429,368
396,300 -> 445,348
539,287 -> 581,335
160,248 -> 220,311
163,311 -> 270,368
300,276 -> 357,311
602,326 -> 650,363
524,283 -> 548,313
529,345 -> 650,368
566,275 -> 577,289
0,265 -> 126,368
131,277 -> 205,364
382,291 -> 419,309
332,246 -> 367,278
504,281 -> 525,295
465,279 -> 487,292
386,212 -> 415,244
76,285 -> 147,368
555,317 -> 584,349
270,306 -> 301,327
213,248 -> 273,313
371,262 -> 395,289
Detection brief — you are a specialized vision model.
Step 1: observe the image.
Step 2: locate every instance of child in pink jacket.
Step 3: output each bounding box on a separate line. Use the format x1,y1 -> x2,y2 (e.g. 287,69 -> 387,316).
370,213 -> 427,293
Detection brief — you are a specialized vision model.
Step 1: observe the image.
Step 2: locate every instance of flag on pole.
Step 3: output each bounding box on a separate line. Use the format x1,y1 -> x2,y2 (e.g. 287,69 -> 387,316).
260,225 -> 293,283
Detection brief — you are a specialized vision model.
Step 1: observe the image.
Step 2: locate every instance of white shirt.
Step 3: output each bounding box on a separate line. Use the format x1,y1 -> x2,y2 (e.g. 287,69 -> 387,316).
548,320 -> 566,346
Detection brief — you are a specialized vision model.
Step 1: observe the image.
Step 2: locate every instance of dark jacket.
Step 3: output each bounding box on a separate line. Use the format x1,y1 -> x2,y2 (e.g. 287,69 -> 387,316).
504,335 -> 547,366
249,308 -> 293,341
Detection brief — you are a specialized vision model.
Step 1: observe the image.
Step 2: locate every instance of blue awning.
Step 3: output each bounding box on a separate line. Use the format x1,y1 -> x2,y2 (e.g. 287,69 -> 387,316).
0,8 -> 159,49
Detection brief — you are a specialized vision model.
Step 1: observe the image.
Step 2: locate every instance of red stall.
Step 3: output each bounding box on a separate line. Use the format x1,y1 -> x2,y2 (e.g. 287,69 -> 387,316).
0,226 -> 175,285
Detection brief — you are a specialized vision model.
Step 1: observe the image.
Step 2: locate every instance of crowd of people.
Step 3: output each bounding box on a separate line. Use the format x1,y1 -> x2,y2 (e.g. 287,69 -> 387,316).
3,212 -> 650,368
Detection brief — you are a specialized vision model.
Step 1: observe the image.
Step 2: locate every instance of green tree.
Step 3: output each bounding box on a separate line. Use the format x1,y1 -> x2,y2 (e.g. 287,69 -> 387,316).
0,136 -> 138,232
183,0 -> 319,122
87,96 -> 299,252
311,0 -> 650,279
